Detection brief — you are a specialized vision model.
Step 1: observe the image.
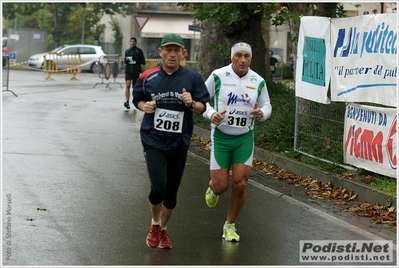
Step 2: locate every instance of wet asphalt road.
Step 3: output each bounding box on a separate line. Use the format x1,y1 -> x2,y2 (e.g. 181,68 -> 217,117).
2,69 -> 397,266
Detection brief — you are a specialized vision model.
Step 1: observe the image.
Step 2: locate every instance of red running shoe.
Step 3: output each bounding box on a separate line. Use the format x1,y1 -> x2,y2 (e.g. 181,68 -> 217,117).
146,224 -> 161,248
158,230 -> 172,249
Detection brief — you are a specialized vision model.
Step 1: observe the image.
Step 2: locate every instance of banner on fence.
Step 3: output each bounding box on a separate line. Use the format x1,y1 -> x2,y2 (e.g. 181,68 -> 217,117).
295,16 -> 332,104
331,14 -> 397,107
344,103 -> 397,178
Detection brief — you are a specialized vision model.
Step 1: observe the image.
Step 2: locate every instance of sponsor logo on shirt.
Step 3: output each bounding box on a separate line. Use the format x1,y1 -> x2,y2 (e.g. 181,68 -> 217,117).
228,108 -> 248,116
223,83 -> 236,87
159,111 -> 181,119
227,92 -> 251,105
147,73 -> 159,81
225,72 -> 232,77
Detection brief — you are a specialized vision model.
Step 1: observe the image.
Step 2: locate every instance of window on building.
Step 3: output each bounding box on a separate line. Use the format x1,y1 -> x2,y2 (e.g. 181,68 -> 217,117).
147,38 -> 162,59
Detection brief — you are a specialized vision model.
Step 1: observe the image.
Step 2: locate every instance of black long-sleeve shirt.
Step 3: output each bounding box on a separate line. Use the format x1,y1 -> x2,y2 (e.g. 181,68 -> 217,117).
133,65 -> 210,151
124,46 -> 146,74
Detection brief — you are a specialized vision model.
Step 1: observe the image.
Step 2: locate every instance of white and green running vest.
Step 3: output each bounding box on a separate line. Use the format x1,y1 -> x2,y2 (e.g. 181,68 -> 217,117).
203,64 -> 272,136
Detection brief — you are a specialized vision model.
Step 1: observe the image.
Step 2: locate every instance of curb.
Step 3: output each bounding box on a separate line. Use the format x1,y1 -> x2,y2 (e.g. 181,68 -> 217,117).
193,126 -> 396,206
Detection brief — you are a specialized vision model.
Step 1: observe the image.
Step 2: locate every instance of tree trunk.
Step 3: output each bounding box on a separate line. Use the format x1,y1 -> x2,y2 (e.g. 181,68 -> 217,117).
219,5 -> 266,78
197,4 -> 266,80
53,3 -> 61,48
197,18 -> 225,81
261,11 -> 272,78
224,15 -> 266,78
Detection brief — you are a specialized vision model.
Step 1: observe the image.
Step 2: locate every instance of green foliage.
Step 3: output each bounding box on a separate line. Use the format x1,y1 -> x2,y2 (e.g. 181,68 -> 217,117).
2,2 -> 135,49
270,3 -> 346,27
270,4 -> 311,27
372,176 -> 397,198
187,3 -> 263,25
275,64 -> 294,79
110,16 -> 123,42
255,80 -> 296,152
270,6 -> 301,27
335,4 -> 347,18
2,3 -> 48,18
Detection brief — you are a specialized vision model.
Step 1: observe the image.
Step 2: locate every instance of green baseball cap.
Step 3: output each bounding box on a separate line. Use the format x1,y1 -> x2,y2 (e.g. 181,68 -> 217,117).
161,33 -> 185,48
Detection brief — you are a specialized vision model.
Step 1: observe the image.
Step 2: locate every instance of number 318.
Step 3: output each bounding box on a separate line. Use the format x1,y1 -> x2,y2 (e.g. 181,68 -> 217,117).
227,116 -> 247,127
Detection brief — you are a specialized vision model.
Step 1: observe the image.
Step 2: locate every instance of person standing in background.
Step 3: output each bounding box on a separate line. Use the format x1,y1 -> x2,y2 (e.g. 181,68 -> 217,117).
269,50 -> 278,77
124,37 -> 146,109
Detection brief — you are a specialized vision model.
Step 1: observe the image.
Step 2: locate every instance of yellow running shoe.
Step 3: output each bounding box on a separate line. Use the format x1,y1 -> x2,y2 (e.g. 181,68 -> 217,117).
205,187 -> 219,208
222,223 -> 240,242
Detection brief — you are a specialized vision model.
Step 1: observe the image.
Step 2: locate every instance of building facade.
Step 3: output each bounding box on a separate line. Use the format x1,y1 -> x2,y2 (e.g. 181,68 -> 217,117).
99,3 -> 199,61
5,28 -> 48,63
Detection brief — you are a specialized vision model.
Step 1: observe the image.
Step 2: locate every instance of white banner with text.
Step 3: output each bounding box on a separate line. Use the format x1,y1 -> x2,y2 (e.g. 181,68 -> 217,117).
344,103 -> 397,178
331,14 -> 397,107
295,16 -> 332,104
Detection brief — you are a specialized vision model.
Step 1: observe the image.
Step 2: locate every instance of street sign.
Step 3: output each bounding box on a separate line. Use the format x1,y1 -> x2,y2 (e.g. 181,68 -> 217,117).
188,25 -> 201,32
134,15 -> 150,31
9,53 -> 16,60
10,34 -> 19,41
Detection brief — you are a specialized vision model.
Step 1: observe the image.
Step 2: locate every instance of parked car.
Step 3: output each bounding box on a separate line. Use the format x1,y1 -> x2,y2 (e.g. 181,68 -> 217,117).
28,44 -> 107,73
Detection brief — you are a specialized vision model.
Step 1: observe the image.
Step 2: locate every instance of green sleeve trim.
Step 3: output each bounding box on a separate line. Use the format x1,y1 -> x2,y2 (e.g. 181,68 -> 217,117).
214,74 -> 221,111
257,80 -> 265,100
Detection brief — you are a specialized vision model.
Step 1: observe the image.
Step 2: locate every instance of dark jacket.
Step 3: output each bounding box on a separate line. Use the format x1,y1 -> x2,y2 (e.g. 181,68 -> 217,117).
133,65 -> 210,151
124,46 -> 146,74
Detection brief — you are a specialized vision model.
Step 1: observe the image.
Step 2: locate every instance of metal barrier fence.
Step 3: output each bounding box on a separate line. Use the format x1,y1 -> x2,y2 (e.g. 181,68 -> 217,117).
93,54 -> 122,90
2,55 -> 17,97
43,53 -> 82,81
294,97 -> 350,168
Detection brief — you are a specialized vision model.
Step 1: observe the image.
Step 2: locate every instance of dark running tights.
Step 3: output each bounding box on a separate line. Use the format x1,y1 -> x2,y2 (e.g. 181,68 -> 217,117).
145,147 -> 188,210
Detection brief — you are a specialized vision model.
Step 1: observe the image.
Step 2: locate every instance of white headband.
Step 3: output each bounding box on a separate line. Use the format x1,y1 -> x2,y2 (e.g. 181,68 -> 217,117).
230,42 -> 252,59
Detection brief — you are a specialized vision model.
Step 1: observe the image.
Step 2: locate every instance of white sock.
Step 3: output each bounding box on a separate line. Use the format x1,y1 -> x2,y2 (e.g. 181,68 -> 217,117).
151,219 -> 161,225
